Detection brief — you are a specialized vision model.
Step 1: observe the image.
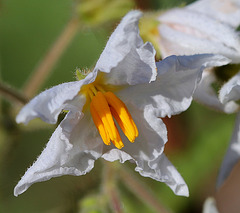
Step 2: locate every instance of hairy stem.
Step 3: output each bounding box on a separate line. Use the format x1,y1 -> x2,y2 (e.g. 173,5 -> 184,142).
119,165 -> 172,213
0,81 -> 28,104
23,17 -> 80,98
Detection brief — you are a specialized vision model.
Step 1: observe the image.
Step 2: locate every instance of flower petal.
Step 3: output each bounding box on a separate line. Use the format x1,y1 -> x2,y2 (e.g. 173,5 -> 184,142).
202,197 -> 219,213
118,54 -> 230,118
219,71 -> 240,105
16,72 -> 97,124
187,0 -> 240,28
217,112 -> 240,188
194,70 -> 239,113
158,9 -> 240,62
102,104 -> 188,196
14,111 -> 103,196
95,10 -> 157,85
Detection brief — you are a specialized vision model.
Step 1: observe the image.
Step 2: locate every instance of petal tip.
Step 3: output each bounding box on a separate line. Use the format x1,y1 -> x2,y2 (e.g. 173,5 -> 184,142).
175,184 -> 189,197
14,183 -> 27,197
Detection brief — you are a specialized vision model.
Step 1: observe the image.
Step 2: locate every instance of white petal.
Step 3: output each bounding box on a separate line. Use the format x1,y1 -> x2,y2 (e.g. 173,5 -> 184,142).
16,71 -> 97,124
217,112 -> 240,188
102,104 -> 188,196
194,70 -> 239,113
202,197 -> 219,213
14,111 -> 103,196
95,10 -> 157,85
219,71 -> 240,105
119,54 -> 230,118
188,0 -> 240,28
158,9 -> 240,62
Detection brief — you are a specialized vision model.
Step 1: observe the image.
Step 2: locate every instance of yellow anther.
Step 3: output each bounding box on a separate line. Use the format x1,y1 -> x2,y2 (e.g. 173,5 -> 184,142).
111,123 -> 124,149
110,106 -> 135,142
90,103 -> 110,145
104,92 -> 138,142
91,92 -> 118,141
88,86 -> 137,149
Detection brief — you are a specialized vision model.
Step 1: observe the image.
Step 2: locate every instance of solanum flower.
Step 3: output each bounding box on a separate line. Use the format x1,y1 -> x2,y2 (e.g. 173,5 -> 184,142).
144,0 -> 240,188
149,0 -> 240,188
152,0 -> 240,113
187,0 -> 240,28
157,2 -> 240,62
14,10 -> 229,197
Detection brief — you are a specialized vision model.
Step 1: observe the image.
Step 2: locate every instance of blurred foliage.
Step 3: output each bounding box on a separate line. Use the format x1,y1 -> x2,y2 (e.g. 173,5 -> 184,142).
0,0 -> 235,212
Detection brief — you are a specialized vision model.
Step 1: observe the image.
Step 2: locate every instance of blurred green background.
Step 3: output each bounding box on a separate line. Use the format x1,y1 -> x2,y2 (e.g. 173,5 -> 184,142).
0,0 -> 235,212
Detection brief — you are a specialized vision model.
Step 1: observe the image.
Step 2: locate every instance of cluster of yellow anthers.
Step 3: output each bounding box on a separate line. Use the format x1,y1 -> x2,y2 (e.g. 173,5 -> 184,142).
85,84 -> 138,149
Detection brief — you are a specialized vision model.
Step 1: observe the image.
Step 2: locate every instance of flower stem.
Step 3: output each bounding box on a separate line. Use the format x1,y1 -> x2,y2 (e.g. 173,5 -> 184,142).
102,162 -> 123,213
0,81 -> 28,104
23,16 -> 80,98
119,165 -> 172,213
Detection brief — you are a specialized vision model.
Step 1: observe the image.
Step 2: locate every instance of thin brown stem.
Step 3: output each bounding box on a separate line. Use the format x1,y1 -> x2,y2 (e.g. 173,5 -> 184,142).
103,162 -> 123,213
23,17 -> 80,98
119,165 -> 172,213
0,81 -> 28,104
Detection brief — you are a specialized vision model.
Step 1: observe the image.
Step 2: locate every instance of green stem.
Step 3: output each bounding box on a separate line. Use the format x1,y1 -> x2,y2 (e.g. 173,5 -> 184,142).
0,81 -> 28,104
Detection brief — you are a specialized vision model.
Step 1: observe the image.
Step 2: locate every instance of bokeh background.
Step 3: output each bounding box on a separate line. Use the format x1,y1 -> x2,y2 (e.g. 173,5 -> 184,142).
0,0 -> 235,212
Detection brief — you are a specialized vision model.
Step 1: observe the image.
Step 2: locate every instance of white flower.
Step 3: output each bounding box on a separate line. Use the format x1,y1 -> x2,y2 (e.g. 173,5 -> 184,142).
202,197 -> 219,213
14,10 -> 229,197
154,0 -> 240,194
187,0 -> 240,28
156,0 -> 240,113
157,5 -> 240,62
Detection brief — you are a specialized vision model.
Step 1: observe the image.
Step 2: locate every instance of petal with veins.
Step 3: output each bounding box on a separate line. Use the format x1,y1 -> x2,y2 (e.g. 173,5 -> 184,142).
102,105 -> 188,196
14,111 -> 103,196
95,10 -> 157,85
118,54 -> 230,118
158,9 -> 240,62
187,0 -> 240,28
16,71 -> 97,124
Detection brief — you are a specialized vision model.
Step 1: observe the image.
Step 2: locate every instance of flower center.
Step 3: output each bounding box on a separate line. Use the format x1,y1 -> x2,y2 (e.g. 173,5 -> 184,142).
88,84 -> 138,149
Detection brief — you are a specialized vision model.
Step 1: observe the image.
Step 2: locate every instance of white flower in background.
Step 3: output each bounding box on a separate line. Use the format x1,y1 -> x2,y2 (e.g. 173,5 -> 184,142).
157,3 -> 240,61
187,0 -> 240,28
155,0 -> 240,191
154,0 -> 240,192
216,74 -> 240,187
202,197 -> 219,213
156,0 -> 240,113
14,10 -> 229,197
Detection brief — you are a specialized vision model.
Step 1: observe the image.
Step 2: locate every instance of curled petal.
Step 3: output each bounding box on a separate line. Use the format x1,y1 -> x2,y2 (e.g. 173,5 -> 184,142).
102,104 -> 188,196
14,111 -> 103,196
217,112 -> 240,188
188,0 -> 240,28
95,10 -> 157,85
158,9 -> 240,62
194,71 -> 239,113
16,72 -> 97,124
219,71 -> 240,105
119,54 -> 230,118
